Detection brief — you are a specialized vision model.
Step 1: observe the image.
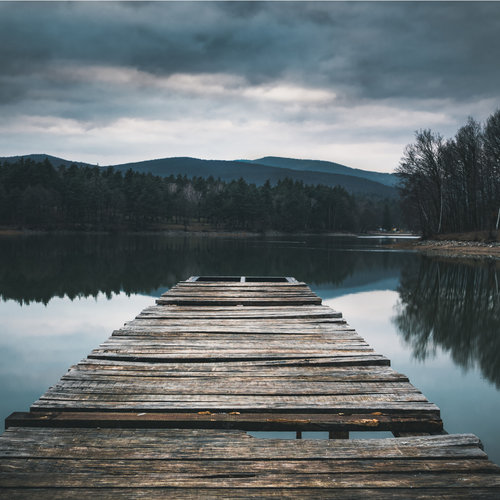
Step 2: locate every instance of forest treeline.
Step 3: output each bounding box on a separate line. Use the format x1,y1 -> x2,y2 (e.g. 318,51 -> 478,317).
0,158 -> 399,233
397,109 -> 500,237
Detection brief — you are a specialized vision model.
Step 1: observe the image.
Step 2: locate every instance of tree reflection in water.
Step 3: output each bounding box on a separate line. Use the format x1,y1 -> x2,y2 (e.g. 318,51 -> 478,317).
393,256 -> 500,387
0,233 -> 404,305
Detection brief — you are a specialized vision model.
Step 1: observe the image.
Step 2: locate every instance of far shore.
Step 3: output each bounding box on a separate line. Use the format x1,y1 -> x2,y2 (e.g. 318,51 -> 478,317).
0,227 -> 362,239
1,227 -> 499,260
387,231 -> 500,260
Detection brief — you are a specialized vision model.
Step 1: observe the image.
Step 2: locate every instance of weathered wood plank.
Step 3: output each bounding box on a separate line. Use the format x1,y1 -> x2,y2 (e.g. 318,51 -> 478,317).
0,428 -> 486,459
44,381 -> 422,396
6,411 -> 443,433
85,352 -> 383,363
89,347 -> 375,356
120,318 -> 349,326
2,277 -> 498,497
156,298 -> 323,306
115,324 -> 354,333
3,488 -> 500,499
31,400 -> 440,414
137,305 -> 341,319
75,354 -> 392,367
3,470 -> 500,488
2,456 -> 497,475
97,338 -> 371,347
165,291 -> 318,295
61,367 -> 408,382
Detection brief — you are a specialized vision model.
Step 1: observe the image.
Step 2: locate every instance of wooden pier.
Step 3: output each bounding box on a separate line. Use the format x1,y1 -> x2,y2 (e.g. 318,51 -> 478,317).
1,276 -> 499,498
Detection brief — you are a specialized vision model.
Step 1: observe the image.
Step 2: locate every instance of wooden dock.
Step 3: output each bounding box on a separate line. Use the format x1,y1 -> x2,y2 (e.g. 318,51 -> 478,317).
1,276 -> 499,498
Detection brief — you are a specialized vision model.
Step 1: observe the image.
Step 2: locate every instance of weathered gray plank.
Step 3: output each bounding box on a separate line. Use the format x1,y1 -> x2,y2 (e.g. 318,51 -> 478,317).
137,305 -> 341,319
2,277 -> 498,497
3,488 -> 500,499
76,354 -> 392,367
3,470 -> 500,489
156,298 -> 323,306
44,381 -> 422,396
0,428 -> 486,460
31,394 -> 439,417
61,367 -> 408,382
2,457 -> 498,475
6,411 -> 443,433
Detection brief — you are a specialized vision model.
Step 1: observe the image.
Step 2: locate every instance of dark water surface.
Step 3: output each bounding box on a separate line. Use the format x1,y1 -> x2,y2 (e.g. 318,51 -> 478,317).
1,234 -> 499,462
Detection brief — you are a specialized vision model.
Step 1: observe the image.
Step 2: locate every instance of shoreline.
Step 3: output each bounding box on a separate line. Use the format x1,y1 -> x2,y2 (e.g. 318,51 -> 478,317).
387,239 -> 500,260
2,227 -> 499,259
0,227 -> 360,238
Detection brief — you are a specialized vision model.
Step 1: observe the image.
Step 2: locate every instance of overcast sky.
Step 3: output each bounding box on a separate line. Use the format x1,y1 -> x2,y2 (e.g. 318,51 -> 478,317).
1,1 -> 499,173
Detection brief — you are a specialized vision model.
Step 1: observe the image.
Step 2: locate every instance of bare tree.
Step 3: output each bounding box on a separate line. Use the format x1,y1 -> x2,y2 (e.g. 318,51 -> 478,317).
397,111 -> 500,237
483,110 -> 500,232
397,129 -> 445,236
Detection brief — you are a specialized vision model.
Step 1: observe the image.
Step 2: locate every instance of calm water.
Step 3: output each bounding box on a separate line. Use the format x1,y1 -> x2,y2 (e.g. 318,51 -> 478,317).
1,234 -> 499,462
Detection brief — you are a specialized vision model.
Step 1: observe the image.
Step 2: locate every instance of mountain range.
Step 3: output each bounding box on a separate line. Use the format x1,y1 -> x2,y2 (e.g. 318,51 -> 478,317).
0,154 -> 399,198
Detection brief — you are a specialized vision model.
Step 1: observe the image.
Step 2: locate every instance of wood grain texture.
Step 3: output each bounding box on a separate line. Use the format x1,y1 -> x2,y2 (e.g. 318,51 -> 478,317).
1,277 -> 499,496
28,278 -> 440,430
1,428 -> 499,497
6,411 -> 444,433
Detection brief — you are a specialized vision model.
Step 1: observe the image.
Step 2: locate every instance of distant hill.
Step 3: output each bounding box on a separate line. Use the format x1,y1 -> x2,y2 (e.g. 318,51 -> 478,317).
0,154 -> 397,198
0,154 -> 96,168
110,157 -> 397,197
242,156 -> 398,187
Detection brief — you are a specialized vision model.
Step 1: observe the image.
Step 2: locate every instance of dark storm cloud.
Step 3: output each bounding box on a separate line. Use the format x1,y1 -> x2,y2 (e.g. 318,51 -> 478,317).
1,1 -> 499,105
0,2 -> 499,170
344,2 -> 500,100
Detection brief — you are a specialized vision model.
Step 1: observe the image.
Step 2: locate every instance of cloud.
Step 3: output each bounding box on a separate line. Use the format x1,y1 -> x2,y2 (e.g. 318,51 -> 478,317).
0,2 -> 499,172
3,2 -> 499,102
60,66 -> 336,104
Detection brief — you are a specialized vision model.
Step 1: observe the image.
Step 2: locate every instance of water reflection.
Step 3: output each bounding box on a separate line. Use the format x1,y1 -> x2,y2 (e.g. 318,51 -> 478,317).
2,234 -> 498,390
0,233 -> 410,304
393,257 -> 500,387
1,233 -> 500,463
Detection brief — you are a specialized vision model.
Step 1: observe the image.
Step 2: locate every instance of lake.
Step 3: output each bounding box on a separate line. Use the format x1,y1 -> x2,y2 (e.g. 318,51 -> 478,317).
1,233 -> 499,463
